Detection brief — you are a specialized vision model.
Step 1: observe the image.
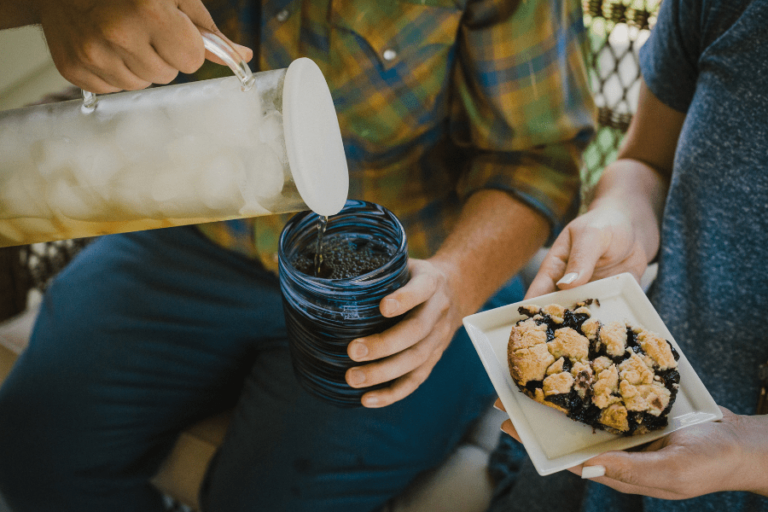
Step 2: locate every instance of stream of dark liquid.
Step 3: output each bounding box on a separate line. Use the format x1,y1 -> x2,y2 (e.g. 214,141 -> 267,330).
314,216 -> 329,276
291,216 -> 395,280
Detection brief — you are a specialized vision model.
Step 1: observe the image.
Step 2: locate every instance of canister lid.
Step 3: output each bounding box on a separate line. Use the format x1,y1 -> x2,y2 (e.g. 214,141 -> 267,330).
282,58 -> 349,217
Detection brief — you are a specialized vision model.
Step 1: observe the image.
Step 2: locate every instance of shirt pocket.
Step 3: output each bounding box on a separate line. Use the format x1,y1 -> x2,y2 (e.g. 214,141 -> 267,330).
330,0 -> 462,71
328,0 -> 463,149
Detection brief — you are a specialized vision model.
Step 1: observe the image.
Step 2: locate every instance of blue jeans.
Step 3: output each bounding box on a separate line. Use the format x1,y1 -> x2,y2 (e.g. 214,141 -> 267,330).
0,225 -> 523,512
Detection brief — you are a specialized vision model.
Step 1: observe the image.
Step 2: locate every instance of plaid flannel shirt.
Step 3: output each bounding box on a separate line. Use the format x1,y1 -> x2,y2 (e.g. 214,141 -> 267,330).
189,0 -> 596,273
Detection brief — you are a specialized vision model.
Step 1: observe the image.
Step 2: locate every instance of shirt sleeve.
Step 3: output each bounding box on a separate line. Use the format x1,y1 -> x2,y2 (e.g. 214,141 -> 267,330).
451,0 -> 596,243
639,0 -> 702,113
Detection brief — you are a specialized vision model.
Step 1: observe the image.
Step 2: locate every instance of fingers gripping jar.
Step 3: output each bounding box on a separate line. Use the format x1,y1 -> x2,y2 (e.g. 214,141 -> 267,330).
278,200 -> 410,407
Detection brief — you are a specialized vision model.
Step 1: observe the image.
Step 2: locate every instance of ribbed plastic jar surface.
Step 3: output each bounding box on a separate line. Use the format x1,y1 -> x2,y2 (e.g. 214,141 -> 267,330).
278,199 -> 409,407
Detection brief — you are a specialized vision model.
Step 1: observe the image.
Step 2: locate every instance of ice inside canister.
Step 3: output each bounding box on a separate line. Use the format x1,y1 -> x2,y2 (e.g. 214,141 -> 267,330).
0,57 -> 349,247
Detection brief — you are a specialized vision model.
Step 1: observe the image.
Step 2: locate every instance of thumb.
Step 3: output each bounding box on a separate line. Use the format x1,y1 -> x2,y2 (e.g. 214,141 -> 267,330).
525,231 -> 572,299
177,0 -> 253,64
584,448 -> 671,489
525,223 -> 607,299
554,226 -> 609,290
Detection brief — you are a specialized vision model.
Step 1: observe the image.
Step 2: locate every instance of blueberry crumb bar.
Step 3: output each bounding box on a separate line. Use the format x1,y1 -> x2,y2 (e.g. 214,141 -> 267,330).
507,300 -> 680,436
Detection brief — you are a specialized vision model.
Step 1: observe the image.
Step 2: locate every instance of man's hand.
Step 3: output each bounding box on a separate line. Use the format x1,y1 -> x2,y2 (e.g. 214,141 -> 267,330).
345,258 -> 459,408
32,0 -> 253,93
345,190 -> 550,408
525,203 -> 649,299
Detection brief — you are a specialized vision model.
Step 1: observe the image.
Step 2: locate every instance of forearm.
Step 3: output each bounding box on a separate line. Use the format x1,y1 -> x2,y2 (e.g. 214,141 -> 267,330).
0,0 -> 39,29
588,159 -> 669,264
584,79 -> 684,265
430,189 -> 549,320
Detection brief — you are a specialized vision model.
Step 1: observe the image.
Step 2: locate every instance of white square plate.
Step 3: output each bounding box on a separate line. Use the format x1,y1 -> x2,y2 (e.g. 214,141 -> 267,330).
463,273 -> 722,476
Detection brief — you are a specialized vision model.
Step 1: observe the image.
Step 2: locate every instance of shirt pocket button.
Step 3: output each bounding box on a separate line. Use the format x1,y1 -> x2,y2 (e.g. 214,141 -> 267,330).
276,9 -> 290,22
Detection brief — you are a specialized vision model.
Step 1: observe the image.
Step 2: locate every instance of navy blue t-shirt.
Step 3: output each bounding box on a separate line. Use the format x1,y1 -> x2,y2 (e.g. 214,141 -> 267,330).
489,1 -> 768,510
614,1 -> 768,509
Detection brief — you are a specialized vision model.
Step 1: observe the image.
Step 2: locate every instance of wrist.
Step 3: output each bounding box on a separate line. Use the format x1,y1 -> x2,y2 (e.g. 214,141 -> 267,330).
26,0 -> 46,23
427,257 -> 477,323
587,195 -> 657,265
739,414 -> 768,496
427,189 -> 549,321
590,160 -> 665,257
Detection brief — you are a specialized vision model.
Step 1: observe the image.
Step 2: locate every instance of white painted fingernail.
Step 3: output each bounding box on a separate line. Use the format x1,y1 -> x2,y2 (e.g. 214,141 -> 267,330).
557,272 -> 579,286
581,465 -> 606,479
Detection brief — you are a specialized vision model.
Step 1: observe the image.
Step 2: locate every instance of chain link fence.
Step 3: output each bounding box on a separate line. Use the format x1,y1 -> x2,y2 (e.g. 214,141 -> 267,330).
582,0 -> 662,194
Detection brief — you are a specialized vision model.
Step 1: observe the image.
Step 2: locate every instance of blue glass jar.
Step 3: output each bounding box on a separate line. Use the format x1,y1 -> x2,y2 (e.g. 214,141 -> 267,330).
278,199 -> 410,407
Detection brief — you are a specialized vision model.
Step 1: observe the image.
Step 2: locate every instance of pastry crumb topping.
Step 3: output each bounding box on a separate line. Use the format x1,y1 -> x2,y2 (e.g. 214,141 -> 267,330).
592,356 -> 613,376
619,353 -> 655,386
581,318 -> 600,340
593,364 -> 620,409
620,380 -> 671,416
543,304 -> 566,324
571,361 -> 594,398
600,404 -> 629,432
573,306 -> 591,316
547,357 -> 565,375
509,343 -> 555,385
548,327 -> 589,362
637,330 -> 678,370
600,321 -> 628,357
508,319 -> 548,351
543,372 -> 575,395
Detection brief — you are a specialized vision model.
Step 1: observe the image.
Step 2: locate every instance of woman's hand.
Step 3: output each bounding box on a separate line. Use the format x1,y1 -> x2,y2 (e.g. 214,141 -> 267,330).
345,258 -> 460,408
498,400 -> 768,499
573,407 -> 768,499
32,0 -> 252,93
525,81 -> 690,300
525,203 -> 650,299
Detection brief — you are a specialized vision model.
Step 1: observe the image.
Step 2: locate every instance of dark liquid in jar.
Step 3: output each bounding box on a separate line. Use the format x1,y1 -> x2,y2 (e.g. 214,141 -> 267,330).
291,233 -> 395,280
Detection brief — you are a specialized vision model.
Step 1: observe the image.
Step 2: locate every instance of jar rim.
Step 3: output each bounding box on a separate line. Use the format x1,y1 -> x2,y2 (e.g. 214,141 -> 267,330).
278,199 -> 408,290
